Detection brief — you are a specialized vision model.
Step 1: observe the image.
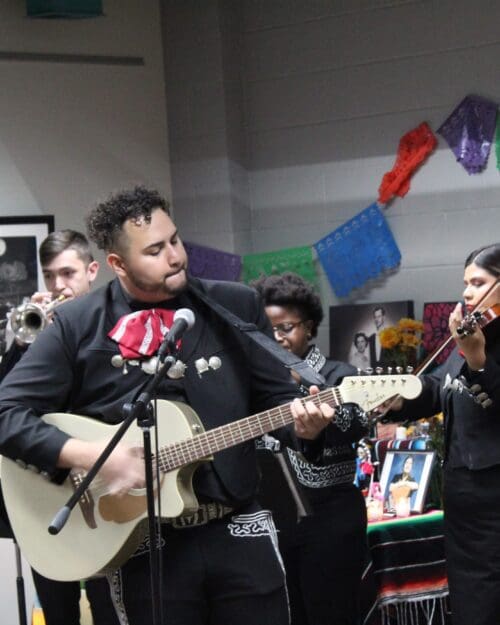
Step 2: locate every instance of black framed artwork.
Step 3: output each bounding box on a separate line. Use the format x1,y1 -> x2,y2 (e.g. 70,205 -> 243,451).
329,300 -> 414,370
422,301 -> 457,369
0,215 -> 54,356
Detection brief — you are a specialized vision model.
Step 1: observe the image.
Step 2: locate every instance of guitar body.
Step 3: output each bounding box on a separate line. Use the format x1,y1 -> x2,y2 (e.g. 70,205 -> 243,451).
1,400 -> 208,581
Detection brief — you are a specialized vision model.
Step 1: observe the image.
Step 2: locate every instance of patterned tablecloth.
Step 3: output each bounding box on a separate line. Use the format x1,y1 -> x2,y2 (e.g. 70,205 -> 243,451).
361,511 -> 449,625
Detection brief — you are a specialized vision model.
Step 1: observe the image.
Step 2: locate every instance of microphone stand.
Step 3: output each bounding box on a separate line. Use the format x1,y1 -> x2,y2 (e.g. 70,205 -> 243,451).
49,352 -> 180,625
14,540 -> 27,625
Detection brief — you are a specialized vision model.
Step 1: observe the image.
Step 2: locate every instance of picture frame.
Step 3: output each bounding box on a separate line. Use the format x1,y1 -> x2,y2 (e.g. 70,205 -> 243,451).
329,300 -> 414,370
0,215 -> 54,356
379,450 -> 436,515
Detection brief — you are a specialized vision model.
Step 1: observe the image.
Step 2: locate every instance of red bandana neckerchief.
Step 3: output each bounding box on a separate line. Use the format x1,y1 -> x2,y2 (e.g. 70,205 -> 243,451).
108,309 -> 177,360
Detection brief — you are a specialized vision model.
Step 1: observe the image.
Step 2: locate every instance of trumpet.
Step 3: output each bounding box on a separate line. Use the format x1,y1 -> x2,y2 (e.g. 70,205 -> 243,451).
10,294 -> 66,345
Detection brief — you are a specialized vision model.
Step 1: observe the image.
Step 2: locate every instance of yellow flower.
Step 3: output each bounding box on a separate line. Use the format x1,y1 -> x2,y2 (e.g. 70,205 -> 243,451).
379,327 -> 401,349
397,318 -> 424,333
401,333 -> 420,348
378,317 -> 424,368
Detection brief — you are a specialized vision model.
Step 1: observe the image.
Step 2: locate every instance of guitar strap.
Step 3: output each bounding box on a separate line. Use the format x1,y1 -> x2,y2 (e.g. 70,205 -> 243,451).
188,281 -> 323,520
187,281 -> 326,389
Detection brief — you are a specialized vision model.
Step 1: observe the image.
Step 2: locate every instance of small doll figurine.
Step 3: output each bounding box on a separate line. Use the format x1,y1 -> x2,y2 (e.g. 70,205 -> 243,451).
354,439 -> 374,492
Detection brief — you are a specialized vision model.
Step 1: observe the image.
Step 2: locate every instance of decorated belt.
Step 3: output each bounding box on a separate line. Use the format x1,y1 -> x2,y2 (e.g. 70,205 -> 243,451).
287,449 -> 356,489
168,502 -> 234,529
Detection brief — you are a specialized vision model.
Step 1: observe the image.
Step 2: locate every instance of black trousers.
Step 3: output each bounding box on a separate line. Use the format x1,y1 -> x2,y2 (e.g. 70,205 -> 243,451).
444,465 -> 500,625
32,570 -> 119,625
279,486 -> 368,625
108,505 -> 289,625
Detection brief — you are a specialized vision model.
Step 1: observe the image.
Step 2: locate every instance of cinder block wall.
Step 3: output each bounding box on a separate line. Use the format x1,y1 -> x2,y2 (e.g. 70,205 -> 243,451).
164,0 -> 500,354
0,0 -> 171,286
242,0 -> 500,351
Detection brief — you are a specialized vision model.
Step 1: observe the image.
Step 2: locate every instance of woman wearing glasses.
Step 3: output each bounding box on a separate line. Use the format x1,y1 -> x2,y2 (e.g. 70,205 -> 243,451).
252,272 -> 368,625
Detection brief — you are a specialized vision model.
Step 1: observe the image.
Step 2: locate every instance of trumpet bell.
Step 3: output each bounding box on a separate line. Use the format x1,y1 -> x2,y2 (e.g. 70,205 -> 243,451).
10,303 -> 50,345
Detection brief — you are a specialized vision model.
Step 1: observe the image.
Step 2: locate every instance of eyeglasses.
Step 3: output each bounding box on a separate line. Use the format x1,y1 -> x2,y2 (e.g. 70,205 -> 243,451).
272,321 -> 304,336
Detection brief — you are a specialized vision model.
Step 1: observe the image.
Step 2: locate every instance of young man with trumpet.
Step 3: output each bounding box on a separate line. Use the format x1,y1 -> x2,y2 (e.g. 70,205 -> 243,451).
0,229 -> 99,373
0,229 -> 119,625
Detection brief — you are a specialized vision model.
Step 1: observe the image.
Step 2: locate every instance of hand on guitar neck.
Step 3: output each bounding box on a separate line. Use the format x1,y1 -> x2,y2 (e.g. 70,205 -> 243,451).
291,385 -> 335,440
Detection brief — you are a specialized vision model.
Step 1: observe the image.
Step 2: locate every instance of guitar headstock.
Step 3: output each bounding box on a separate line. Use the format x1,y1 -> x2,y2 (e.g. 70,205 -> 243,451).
337,374 -> 422,413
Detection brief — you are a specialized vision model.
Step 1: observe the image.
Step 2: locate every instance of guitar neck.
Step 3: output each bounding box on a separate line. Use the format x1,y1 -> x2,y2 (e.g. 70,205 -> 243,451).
157,387 -> 341,473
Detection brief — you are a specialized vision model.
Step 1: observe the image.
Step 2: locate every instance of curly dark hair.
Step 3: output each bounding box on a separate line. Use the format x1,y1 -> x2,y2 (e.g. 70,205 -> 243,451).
86,185 -> 170,252
251,272 -> 324,337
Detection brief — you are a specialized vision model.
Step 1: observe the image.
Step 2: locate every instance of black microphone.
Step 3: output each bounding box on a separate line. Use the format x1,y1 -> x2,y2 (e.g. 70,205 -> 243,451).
158,308 -> 195,360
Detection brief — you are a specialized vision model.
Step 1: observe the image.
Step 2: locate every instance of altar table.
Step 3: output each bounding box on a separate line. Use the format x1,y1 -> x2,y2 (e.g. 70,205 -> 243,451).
361,510 -> 449,625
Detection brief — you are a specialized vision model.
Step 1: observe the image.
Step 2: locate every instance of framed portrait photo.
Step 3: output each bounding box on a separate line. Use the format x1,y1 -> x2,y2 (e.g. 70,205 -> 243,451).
329,300 -> 414,370
379,450 -> 436,515
0,215 -> 54,356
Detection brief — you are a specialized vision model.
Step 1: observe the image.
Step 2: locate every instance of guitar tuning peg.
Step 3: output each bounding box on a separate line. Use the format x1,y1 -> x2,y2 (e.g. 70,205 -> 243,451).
396,366 -> 403,374
405,366 -> 414,373
375,367 -> 383,375
365,367 -> 373,375
386,367 -> 393,374
356,368 -> 362,376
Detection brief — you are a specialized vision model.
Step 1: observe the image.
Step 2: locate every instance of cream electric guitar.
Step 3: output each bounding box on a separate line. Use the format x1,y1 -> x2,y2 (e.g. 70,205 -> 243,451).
1,374 -> 421,581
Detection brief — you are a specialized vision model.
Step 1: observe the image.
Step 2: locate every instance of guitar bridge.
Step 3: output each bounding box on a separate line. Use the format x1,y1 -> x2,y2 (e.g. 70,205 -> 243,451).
70,470 -> 97,529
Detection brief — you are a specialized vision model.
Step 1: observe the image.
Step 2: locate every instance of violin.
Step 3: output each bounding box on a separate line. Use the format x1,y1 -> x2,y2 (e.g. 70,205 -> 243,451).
456,303 -> 500,337
372,287 -> 500,418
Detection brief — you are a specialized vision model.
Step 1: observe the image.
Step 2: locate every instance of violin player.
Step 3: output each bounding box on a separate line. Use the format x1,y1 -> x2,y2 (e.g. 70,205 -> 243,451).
384,243 -> 500,625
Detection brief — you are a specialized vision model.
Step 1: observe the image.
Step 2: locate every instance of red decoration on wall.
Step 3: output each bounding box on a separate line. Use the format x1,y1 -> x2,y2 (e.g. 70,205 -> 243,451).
378,122 -> 437,205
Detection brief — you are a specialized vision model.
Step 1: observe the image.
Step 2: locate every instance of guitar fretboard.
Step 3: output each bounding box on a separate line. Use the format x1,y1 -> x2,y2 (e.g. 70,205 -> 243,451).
156,387 -> 342,473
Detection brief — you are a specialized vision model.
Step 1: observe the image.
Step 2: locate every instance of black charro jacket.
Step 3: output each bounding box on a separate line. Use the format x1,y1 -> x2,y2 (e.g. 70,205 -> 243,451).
391,326 -> 500,471
0,277 -> 303,504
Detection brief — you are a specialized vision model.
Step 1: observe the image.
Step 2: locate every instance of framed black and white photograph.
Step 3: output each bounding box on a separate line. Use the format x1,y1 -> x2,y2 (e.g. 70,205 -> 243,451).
329,300 -> 414,370
379,450 -> 436,515
0,215 -> 54,356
